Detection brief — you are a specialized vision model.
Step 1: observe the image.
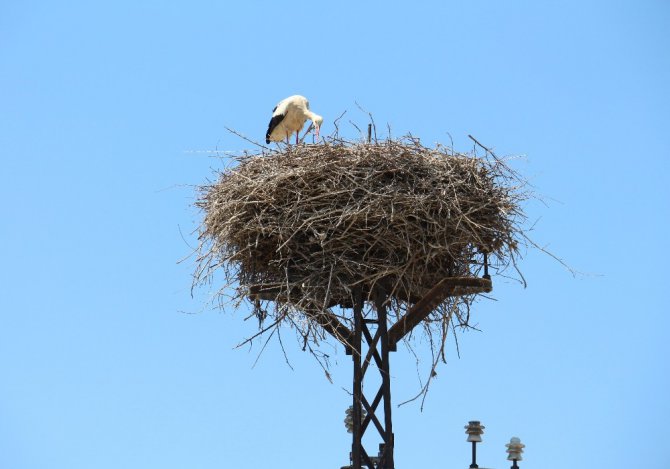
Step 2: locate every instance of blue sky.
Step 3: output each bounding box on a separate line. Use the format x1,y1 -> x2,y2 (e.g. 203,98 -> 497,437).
1,1 -> 668,468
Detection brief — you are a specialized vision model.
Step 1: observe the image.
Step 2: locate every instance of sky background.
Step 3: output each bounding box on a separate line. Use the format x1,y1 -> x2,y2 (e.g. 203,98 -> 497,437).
1,1 -> 669,468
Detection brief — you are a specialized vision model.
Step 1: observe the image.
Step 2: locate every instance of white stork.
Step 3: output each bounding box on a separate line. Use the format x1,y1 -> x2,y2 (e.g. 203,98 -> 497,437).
265,95 -> 323,145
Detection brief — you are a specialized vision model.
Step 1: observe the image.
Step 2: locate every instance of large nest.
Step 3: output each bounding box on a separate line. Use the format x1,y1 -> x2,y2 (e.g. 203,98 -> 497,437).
195,137 -> 528,348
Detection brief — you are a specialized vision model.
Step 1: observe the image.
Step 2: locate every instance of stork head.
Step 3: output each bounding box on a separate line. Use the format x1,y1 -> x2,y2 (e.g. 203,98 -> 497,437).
311,113 -> 323,141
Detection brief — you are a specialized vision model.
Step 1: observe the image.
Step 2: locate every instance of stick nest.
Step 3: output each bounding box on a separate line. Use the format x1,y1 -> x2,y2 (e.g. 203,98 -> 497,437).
195,138 -> 527,338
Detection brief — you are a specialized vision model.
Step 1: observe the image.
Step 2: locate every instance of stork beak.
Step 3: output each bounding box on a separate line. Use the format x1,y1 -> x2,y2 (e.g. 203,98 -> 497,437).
300,124 -> 314,143
314,125 -> 320,142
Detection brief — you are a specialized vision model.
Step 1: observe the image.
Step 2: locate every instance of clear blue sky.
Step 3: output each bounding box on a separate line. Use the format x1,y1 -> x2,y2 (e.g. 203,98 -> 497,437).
1,1 -> 668,468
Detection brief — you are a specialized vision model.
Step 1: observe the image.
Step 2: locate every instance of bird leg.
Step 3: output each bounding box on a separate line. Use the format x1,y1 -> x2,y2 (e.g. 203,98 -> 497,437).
295,132 -> 299,145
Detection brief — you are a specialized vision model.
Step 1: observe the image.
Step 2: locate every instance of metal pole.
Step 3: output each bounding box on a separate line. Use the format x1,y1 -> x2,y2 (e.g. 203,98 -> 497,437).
352,287 -> 363,469
375,287 -> 394,468
470,441 -> 478,468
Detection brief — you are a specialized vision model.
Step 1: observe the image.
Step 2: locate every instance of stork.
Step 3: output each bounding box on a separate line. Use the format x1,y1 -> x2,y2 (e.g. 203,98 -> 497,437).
265,95 -> 323,145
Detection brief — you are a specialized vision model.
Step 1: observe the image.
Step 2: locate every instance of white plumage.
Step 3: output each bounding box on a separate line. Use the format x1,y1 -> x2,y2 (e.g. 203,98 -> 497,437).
265,95 -> 323,144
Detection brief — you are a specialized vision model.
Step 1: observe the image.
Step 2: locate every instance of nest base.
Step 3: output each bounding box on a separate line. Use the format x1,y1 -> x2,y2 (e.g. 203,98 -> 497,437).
248,276 -> 492,350
247,276 -> 491,308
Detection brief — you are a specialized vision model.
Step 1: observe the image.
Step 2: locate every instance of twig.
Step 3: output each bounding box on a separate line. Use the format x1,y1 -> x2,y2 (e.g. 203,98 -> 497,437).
225,126 -> 272,151
468,134 -> 498,160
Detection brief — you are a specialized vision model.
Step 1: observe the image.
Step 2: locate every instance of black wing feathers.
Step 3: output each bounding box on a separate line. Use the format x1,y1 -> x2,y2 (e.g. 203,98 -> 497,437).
266,113 -> 285,144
